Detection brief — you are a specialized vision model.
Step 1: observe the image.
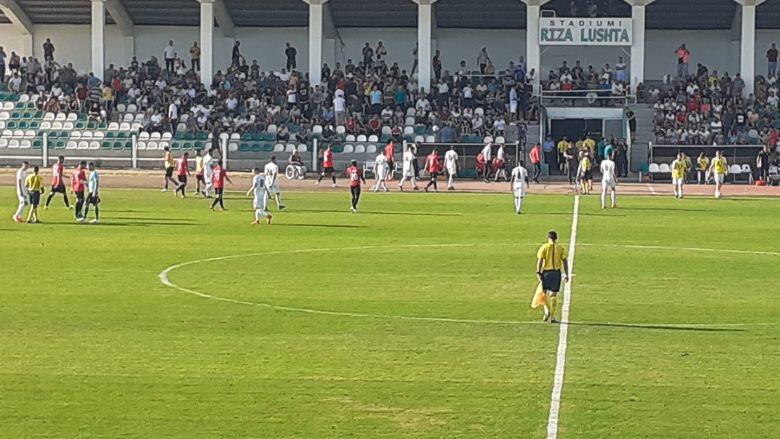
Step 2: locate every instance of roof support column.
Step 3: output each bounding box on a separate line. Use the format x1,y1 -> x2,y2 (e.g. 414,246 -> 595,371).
0,0 -> 33,56
413,0 -> 438,95
735,0 -> 767,97
304,0 -> 327,86
522,0 -> 549,95
91,0 -> 105,78
198,0 -> 215,87
623,0 -> 655,95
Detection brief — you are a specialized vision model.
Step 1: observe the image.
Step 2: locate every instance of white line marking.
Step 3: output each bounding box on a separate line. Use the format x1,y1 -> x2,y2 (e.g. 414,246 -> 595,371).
646,183 -> 658,194
546,195 -> 580,439
581,243 -> 780,258
158,241 -> 778,328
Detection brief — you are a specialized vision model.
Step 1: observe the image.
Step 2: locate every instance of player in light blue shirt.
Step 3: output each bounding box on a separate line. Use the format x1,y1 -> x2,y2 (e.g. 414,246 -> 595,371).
83,162 -> 100,224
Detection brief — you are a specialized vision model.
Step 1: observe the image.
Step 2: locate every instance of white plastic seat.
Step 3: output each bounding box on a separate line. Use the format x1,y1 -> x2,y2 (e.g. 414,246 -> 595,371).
78,141 -> 89,149
55,113 -> 66,121
176,123 -> 187,132
119,122 -> 131,131
368,135 -> 379,143
741,164 -> 752,173
2,129 -> 13,137
495,136 -> 506,144
116,103 -> 127,113
298,144 -> 307,153
267,124 -> 278,133
0,138 -> 8,148
403,126 -> 414,136
62,122 -> 74,130
406,107 -> 416,116
66,140 -> 78,149
12,129 -> 24,138
66,113 -> 77,121
345,134 -> 356,142
366,144 -> 377,154
381,126 -> 391,135
313,125 -> 323,134
483,136 -> 494,143
354,144 -> 366,154
137,141 -> 147,150
130,122 -> 142,131
127,104 -> 138,113
8,139 -> 20,148
43,112 -> 56,121
414,135 -> 424,143
0,121 -> 5,130
108,122 -> 120,131
336,125 -> 346,135
405,117 -> 415,126
89,141 -> 100,150
285,144 -> 296,153
0,112 -> 9,120
51,121 -> 63,130
150,132 -> 162,141
158,141 -> 169,150
2,102 -> 14,110
659,163 -> 671,173
81,131 -> 93,140
147,141 -> 159,150
273,143 -> 285,152
343,144 -> 354,153
18,94 -> 29,103
93,132 -> 104,140
219,133 -> 229,142
475,107 -> 485,116
228,142 -> 239,152
357,135 -> 367,142
71,131 -> 82,140
20,139 -> 31,149
123,113 -> 134,122
24,130 -> 35,138
648,163 -> 660,173
425,135 -> 435,143
40,121 -> 52,130
729,164 -> 742,174
138,131 -> 150,141
161,132 -> 172,141
179,114 -> 189,123
230,133 -> 240,141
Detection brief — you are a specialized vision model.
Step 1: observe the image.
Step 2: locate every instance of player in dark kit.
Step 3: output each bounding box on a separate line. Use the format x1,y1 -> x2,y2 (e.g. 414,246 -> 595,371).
210,160 -> 232,211
71,161 -> 88,222
45,156 -> 70,209
174,152 -> 191,198
346,160 -> 366,213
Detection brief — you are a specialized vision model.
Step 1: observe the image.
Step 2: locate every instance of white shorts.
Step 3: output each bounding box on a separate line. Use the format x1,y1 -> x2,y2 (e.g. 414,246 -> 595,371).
602,179 -> 616,189
672,177 -> 684,185
446,166 -> 457,175
266,182 -> 280,193
513,187 -> 526,198
714,174 -> 725,184
510,102 -> 518,113
18,194 -> 28,204
253,199 -> 266,210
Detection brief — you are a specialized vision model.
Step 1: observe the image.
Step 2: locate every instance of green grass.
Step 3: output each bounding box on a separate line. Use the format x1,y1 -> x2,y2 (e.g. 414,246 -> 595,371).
1,188 -> 778,438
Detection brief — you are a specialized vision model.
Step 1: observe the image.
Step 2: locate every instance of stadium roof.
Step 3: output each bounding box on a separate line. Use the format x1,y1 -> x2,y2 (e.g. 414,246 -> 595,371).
0,0 -> 778,29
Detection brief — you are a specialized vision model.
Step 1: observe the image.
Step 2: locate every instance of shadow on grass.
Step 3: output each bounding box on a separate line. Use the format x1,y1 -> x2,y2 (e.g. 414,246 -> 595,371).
51,220 -> 199,227
291,208 -> 461,217
274,223 -> 365,229
563,321 -> 745,332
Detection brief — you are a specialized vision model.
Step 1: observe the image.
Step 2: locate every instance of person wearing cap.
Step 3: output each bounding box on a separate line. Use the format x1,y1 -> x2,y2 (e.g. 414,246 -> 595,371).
536,231 -> 570,323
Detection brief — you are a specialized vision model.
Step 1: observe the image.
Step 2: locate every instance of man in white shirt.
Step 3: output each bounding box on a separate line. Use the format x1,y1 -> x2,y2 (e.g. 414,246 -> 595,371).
494,143 -> 507,182
264,156 -> 286,210
398,145 -> 419,191
202,148 -> 214,198
164,40 -> 177,73
334,95 -> 346,125
509,160 -> 529,214
372,152 -> 389,192
444,146 -> 459,190
480,143 -> 493,182
599,152 -> 618,209
12,161 -> 29,223
247,167 -> 272,225
168,100 -> 179,132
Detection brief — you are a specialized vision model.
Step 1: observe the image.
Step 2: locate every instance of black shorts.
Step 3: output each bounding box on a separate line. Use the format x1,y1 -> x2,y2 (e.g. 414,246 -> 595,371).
29,191 -> 41,207
165,167 -> 174,178
214,188 -> 224,197
75,191 -> 85,201
541,270 -> 562,294
51,183 -> 66,194
196,174 -> 205,183
350,185 -> 361,197
583,170 -> 593,180
177,175 -> 187,184
322,167 -> 334,174
87,193 -> 101,204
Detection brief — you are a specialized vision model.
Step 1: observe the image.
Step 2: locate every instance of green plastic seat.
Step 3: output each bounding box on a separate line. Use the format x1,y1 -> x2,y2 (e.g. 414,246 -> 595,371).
242,133 -> 253,141
30,121 -> 39,129
102,141 -> 113,149
7,121 -> 16,129
105,131 -> 115,138
262,143 -> 274,152
78,114 -> 88,121
196,132 -> 209,141
75,122 -> 86,129
182,142 -> 192,150
55,141 -> 65,149
331,144 -> 344,153
32,139 -> 42,149
184,132 -> 195,141
87,122 -> 97,130
239,143 -> 251,152
174,131 -> 186,140
117,132 -> 128,139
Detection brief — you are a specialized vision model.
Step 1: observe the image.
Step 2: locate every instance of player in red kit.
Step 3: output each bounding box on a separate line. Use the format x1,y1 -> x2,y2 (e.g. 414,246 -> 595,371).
316,145 -> 337,187
347,160 -> 366,213
174,152 -> 191,198
210,160 -> 232,211
71,161 -> 87,222
384,140 -> 396,180
424,149 -> 441,192
45,156 -> 70,209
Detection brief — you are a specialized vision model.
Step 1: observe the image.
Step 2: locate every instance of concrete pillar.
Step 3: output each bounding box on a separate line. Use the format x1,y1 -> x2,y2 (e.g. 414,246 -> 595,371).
414,0 -> 437,94
90,0 -> 105,78
630,4 -> 646,94
198,0 -> 215,87
306,0 -> 327,85
522,1 -> 549,94
736,0 -> 767,97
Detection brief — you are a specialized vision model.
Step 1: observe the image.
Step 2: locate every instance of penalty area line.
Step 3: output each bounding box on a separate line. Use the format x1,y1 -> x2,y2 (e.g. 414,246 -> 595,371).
547,195 -> 580,439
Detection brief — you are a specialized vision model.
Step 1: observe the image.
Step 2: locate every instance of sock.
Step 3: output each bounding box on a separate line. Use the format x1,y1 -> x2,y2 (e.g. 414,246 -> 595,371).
15,201 -> 26,218
63,193 -> 70,208
611,191 -> 616,207
548,296 -> 558,320
601,191 -> 607,208
84,204 -> 90,218
219,198 -> 225,209
45,193 -> 55,207
274,194 -> 282,206
517,197 -> 523,213
332,176 -> 336,185
317,174 -> 324,183
210,198 -> 219,209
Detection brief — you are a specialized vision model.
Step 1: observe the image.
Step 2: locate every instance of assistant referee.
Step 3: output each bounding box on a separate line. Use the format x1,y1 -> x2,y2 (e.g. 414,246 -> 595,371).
536,231 -> 570,324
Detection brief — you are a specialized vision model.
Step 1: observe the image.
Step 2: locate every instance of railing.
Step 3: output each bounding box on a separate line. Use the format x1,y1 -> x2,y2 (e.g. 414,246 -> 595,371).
648,143 -> 764,166
539,89 -> 636,107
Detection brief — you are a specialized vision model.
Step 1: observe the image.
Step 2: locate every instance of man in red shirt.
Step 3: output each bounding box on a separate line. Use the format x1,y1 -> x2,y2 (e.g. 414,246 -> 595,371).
346,160 -> 366,213
529,143 -> 542,184
316,145 -> 337,187
384,140 -> 396,180
71,161 -> 87,222
210,160 -> 232,211
424,149 -> 441,192
174,152 -> 191,198
45,155 -> 70,209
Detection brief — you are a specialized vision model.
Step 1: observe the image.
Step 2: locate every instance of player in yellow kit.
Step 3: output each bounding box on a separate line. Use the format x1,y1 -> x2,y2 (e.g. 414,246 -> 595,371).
194,149 -> 206,194
696,152 -> 709,185
708,150 -> 728,198
24,166 -> 43,223
671,152 -> 686,198
536,231 -> 570,324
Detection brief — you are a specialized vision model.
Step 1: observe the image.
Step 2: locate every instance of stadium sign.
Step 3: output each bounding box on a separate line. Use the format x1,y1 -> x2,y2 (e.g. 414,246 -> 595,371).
539,18 -> 632,46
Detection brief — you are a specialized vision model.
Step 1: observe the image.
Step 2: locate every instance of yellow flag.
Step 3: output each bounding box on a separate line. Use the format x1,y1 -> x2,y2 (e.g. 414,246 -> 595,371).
531,283 -> 545,309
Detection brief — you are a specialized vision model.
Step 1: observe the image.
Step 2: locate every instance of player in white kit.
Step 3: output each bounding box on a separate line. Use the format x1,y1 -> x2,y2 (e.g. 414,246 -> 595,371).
509,160 -> 529,214
12,161 -> 29,223
264,156 -> 286,210
444,146 -> 459,190
599,151 -> 618,209
398,144 -> 419,191
202,148 -> 214,198
372,152 -> 389,192
247,167 -> 272,225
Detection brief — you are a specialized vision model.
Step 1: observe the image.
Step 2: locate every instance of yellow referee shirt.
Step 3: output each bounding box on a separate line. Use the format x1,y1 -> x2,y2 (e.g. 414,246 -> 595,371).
712,157 -> 727,175
557,140 -> 568,154
25,174 -> 43,192
537,242 -> 568,271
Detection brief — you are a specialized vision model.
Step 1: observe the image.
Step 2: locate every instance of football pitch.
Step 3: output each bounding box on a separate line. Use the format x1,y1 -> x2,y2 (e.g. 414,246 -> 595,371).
1,188 -> 778,438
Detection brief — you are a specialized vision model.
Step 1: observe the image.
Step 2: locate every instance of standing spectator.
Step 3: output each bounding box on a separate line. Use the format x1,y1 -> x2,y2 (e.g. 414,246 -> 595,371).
411,44 -> 418,75
530,142 -> 542,183
168,99 -> 179,134
164,40 -> 177,73
285,42 -> 297,71
190,41 -> 200,73
8,51 -> 20,74
375,41 -> 387,66
43,38 -> 55,62
543,136 -> 556,174
362,42 -> 374,69
0,46 -> 6,83
757,145 -> 770,182
432,50 -> 442,82
625,106 -> 637,138
478,47 -> 490,74
675,43 -> 690,79
231,40 -> 242,67
767,43 -> 778,78
615,56 -> 627,83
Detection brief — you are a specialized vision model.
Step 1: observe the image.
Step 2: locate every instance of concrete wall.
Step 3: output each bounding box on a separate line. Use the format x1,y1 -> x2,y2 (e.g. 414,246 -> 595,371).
0,23 -> 777,80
